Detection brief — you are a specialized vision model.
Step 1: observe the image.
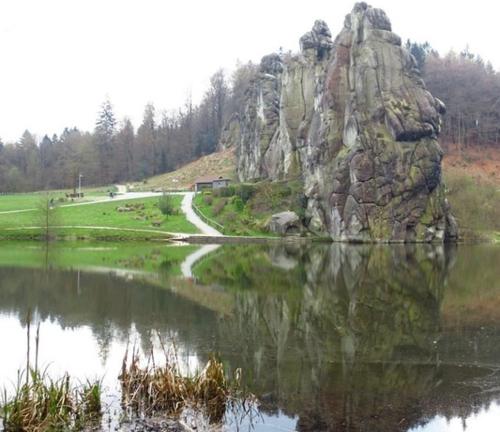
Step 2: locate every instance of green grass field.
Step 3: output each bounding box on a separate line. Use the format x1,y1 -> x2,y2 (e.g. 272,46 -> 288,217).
0,188 -> 114,212
0,195 -> 199,240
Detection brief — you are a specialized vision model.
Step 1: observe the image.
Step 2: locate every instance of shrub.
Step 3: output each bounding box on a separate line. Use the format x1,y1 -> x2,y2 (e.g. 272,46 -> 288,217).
158,194 -> 175,218
236,184 -> 256,203
214,186 -> 236,198
223,211 -> 238,224
232,196 -> 245,212
212,199 -> 227,216
203,195 -> 213,206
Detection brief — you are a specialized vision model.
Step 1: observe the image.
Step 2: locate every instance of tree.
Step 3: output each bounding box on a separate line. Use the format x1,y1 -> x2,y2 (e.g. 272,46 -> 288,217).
228,60 -> 258,115
94,99 -> 116,184
158,193 -> 175,219
424,49 -> 500,148
135,103 -> 157,178
36,193 -> 60,241
115,118 -> 135,181
405,40 -> 435,72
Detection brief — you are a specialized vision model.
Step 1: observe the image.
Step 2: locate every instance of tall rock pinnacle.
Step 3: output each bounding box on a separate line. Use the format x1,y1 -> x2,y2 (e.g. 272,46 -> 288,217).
228,2 -> 457,242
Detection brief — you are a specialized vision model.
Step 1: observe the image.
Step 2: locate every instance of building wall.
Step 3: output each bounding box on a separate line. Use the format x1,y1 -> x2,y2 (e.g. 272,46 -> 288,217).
213,180 -> 230,189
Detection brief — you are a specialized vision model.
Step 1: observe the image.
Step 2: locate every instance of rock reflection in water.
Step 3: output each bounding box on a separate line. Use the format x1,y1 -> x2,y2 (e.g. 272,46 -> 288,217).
195,243 -> 500,431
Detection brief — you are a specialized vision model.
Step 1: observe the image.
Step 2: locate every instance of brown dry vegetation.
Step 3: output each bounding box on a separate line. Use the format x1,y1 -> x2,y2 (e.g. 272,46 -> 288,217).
443,144 -> 500,186
136,148 -> 236,191
119,344 -> 248,425
442,145 -> 500,240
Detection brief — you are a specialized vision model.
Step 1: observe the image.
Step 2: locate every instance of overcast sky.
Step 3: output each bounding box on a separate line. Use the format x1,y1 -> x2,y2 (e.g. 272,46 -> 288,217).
0,0 -> 498,142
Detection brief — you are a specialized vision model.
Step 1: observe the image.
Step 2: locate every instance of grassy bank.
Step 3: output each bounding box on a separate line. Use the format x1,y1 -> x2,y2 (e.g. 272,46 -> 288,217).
0,196 -> 199,241
193,180 -> 305,236
444,168 -> 500,242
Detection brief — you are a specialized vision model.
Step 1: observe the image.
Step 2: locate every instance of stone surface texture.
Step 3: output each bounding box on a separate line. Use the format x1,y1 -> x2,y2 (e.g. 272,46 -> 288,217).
266,211 -> 302,236
229,2 -> 457,242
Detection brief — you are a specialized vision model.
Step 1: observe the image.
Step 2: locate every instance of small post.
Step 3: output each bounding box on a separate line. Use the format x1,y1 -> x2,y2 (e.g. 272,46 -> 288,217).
78,173 -> 83,197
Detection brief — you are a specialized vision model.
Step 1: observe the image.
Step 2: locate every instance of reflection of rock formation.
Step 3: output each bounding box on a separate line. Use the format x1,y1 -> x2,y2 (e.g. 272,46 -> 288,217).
202,243 -> 500,431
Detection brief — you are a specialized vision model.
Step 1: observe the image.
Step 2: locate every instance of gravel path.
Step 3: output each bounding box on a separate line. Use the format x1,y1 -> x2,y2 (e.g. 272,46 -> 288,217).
180,192 -> 222,236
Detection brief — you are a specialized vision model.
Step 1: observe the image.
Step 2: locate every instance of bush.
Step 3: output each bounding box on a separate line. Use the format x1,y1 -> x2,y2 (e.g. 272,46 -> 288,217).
203,194 -> 213,206
232,196 -> 245,212
223,211 -> 238,224
158,194 -> 175,218
212,199 -> 227,216
214,185 -> 236,198
236,184 -> 256,203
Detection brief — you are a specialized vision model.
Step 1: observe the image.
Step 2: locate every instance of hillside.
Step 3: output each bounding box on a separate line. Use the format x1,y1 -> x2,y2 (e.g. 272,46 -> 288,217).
443,145 -> 500,185
134,148 -> 236,191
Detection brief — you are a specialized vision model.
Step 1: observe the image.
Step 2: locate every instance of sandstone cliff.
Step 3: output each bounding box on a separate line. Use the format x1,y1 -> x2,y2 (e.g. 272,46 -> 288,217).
223,2 -> 458,242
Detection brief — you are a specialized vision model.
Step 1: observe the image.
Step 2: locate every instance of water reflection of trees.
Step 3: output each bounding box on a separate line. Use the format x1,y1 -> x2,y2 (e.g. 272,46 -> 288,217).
0,268 -> 219,360
1,243 -> 500,431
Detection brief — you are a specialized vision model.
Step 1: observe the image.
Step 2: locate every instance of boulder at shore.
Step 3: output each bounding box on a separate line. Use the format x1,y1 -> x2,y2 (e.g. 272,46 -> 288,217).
266,211 -> 302,236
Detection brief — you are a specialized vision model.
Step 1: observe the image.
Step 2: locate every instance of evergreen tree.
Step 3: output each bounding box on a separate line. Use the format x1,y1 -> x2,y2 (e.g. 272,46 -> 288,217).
94,99 -> 116,184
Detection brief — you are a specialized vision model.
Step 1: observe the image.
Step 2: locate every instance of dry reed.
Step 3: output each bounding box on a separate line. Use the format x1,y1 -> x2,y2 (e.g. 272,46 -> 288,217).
119,342 -> 245,424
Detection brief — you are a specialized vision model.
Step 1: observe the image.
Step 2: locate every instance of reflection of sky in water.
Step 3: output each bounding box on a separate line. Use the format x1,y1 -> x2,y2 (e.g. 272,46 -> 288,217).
0,315 -> 202,400
410,403 -> 500,432
0,314 -> 299,431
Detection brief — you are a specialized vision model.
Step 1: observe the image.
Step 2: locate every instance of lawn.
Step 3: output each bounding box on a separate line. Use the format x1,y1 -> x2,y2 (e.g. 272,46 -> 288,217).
0,188 -> 114,212
0,195 -> 199,239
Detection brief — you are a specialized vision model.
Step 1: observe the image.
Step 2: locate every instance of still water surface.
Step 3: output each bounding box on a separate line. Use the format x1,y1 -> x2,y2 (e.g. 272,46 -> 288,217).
0,241 -> 500,431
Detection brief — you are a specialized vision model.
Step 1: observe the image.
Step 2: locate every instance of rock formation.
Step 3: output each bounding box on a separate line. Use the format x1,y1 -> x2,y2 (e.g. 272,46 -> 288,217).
224,2 -> 458,242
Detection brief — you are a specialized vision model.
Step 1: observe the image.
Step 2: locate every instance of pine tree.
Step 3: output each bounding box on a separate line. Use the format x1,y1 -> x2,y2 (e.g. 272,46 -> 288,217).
94,99 -> 116,184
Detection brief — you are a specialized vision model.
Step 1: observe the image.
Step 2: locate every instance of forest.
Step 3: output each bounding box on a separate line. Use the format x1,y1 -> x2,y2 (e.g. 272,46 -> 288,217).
0,43 -> 499,193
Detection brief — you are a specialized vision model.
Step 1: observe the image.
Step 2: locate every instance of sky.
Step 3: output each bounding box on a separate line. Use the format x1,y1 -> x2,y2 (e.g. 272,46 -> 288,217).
0,0 -> 498,143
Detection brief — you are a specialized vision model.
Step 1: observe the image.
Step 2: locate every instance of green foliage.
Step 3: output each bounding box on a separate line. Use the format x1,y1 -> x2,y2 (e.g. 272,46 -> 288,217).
213,185 -> 235,198
193,180 -> 306,237
232,196 -> 244,212
212,199 -> 227,216
203,194 -> 213,206
1,369 -> 102,431
158,193 -> 176,218
235,184 -> 256,203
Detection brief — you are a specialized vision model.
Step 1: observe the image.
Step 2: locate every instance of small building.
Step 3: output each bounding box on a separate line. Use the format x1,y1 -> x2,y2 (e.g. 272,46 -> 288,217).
194,176 -> 231,192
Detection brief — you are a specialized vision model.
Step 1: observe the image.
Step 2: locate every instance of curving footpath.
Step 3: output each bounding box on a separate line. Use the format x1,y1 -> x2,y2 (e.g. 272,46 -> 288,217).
180,192 -> 223,236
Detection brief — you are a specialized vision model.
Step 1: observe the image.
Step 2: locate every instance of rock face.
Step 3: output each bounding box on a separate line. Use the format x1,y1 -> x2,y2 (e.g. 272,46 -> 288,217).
228,2 -> 458,243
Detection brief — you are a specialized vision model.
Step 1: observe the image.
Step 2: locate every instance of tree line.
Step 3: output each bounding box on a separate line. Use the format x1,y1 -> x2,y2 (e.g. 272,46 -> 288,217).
1,43 -> 499,193
406,41 -> 500,150
0,62 -> 257,193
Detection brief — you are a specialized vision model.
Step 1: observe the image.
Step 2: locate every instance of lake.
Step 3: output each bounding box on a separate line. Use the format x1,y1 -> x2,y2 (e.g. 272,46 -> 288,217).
0,241 -> 499,431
